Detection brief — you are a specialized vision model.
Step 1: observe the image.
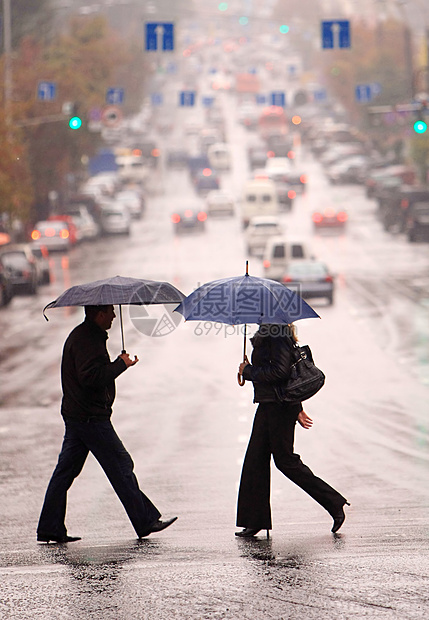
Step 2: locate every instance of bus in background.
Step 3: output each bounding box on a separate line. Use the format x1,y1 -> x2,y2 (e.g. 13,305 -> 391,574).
258,106 -> 288,140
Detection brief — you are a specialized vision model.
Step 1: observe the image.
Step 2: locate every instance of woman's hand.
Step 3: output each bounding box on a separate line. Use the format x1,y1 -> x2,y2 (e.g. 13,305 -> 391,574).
297,410 -> 313,429
238,355 -> 250,375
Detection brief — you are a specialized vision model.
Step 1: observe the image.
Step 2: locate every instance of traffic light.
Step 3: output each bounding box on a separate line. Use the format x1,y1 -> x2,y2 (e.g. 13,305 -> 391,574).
63,102 -> 83,130
413,119 -> 427,134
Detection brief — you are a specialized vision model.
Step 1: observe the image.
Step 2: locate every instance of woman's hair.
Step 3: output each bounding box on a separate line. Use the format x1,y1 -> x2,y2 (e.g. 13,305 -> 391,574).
258,323 -> 298,342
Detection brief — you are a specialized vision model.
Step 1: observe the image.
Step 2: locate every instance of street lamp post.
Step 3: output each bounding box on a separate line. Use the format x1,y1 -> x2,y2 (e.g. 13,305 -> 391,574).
3,0 -> 12,126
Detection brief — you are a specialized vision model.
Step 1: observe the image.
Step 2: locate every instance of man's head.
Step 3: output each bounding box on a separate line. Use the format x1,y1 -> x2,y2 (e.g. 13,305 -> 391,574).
85,305 -> 116,330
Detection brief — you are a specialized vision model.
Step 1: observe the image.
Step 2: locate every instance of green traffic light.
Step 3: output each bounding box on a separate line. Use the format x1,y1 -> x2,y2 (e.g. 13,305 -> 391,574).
413,120 -> 427,134
280,25 -> 290,34
69,116 -> 82,130
218,2 -> 228,10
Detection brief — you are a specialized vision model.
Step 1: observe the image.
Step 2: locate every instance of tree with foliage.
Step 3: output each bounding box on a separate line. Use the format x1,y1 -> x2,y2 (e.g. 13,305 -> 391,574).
6,15 -> 132,221
11,0 -> 52,47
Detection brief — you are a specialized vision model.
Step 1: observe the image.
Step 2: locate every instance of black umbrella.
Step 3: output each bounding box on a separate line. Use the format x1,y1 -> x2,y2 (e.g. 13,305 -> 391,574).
43,275 -> 185,352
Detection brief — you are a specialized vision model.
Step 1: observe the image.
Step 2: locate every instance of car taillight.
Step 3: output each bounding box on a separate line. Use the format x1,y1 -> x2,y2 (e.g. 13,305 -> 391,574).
31,230 -> 41,240
325,275 -> 333,283
337,211 -> 348,222
197,211 -> 207,222
151,148 -> 160,157
282,275 -> 292,282
312,212 -> 323,223
263,260 -> 271,269
287,150 -> 295,159
288,190 -> 296,200
300,174 -> 308,184
401,199 -> 409,209
267,151 -> 275,158
171,214 -> 181,223
60,229 -> 70,239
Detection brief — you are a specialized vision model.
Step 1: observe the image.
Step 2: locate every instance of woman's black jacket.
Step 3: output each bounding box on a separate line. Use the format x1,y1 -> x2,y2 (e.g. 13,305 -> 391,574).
242,327 -> 302,413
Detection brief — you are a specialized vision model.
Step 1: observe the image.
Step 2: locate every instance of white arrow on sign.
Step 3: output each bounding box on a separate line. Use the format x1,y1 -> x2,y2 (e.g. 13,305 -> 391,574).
155,25 -> 164,50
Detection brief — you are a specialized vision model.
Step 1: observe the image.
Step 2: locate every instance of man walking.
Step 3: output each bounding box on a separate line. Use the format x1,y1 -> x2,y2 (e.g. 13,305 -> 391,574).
37,304 -> 177,543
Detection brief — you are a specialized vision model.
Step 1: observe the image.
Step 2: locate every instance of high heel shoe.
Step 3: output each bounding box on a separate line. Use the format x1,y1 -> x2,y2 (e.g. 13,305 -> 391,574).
331,501 -> 350,533
235,528 -> 261,537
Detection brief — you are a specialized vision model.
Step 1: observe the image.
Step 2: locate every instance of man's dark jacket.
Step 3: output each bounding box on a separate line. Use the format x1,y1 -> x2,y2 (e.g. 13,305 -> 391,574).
242,327 -> 302,415
61,318 -> 127,421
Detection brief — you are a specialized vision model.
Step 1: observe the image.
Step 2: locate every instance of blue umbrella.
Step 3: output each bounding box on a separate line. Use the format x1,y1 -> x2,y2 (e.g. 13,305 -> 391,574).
175,262 -> 319,385
43,275 -> 184,352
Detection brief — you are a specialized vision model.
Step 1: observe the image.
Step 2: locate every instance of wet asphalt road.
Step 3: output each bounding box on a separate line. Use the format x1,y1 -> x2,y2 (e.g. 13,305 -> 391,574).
1,96 -> 429,618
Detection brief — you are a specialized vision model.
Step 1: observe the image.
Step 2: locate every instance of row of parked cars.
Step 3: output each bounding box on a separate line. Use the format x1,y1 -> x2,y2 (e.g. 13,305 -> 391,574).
307,119 -> 429,243
0,174 -> 147,307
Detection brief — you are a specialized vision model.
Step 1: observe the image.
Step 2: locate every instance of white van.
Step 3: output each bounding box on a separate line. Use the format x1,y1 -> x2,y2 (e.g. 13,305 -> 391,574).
241,178 -> 278,228
262,236 -> 310,281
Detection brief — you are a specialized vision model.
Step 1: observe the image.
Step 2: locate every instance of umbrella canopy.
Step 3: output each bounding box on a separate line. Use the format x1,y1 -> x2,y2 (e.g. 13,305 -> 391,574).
43,275 -> 185,352
44,275 -> 184,313
175,272 -> 319,325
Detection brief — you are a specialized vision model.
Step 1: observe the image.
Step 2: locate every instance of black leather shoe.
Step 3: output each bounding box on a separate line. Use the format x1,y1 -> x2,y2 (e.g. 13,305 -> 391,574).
235,528 -> 261,537
139,517 -> 178,538
331,502 -> 350,533
37,534 -> 81,543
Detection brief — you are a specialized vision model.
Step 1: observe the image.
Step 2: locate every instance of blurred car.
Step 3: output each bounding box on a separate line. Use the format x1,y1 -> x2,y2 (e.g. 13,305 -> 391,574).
194,168 -> 220,195
166,148 -> 189,169
248,146 -> 268,169
47,215 -> 81,244
326,156 -> 368,184
0,244 -> 39,295
405,201 -> 429,242
312,207 -> 348,230
199,128 -> 223,153
63,205 -> 100,239
266,135 -> 294,158
281,260 -> 335,305
275,182 -> 295,211
245,215 -> 283,256
114,189 -> 144,220
207,143 -> 231,171
0,257 -> 14,306
284,171 -> 308,194
31,220 -> 72,252
99,201 -> 131,235
171,207 -> 207,234
206,190 -> 235,216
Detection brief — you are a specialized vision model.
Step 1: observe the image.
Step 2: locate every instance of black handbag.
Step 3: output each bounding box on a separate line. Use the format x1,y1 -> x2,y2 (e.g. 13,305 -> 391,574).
274,343 -> 325,403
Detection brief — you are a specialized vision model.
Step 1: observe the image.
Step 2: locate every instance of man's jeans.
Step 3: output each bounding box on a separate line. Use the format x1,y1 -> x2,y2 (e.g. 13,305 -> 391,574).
37,418 -> 161,538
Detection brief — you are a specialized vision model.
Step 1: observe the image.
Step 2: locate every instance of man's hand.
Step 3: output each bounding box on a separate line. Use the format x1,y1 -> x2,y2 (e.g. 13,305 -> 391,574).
238,355 -> 250,375
119,353 -> 139,368
297,410 -> 313,429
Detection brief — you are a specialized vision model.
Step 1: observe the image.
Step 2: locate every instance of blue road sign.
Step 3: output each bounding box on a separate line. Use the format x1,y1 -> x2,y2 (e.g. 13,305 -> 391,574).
202,96 -> 215,108
255,94 -> 267,105
145,22 -> 174,51
355,84 -> 372,103
179,91 -> 196,107
106,88 -> 124,105
151,93 -> 163,106
322,20 -> 350,49
313,88 -> 327,102
37,81 -> 56,101
270,92 -> 286,107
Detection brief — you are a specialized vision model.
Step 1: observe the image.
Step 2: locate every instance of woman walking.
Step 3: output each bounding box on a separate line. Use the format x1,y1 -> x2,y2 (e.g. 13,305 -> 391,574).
236,324 -> 349,538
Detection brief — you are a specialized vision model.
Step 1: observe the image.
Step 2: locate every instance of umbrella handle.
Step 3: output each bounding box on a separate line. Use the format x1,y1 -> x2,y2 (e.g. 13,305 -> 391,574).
237,372 -> 245,386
